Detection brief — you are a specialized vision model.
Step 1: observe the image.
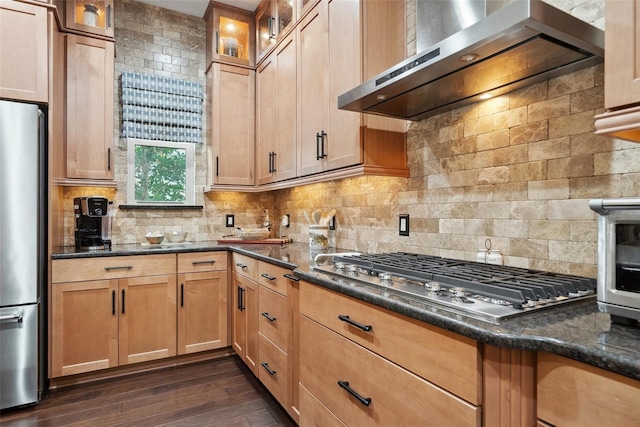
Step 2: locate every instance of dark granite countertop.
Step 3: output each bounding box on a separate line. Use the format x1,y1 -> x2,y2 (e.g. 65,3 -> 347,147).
51,242 -> 640,381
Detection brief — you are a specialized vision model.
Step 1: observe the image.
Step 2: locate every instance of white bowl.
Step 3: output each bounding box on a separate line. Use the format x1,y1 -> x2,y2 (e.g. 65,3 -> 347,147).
165,231 -> 187,243
145,235 -> 164,245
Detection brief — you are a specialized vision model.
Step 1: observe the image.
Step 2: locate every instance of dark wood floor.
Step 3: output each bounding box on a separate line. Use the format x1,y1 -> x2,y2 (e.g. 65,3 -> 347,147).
1,356 -> 296,427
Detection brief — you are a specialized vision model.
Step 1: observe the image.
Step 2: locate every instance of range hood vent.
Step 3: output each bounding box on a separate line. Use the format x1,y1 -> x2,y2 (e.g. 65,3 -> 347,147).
338,0 -> 604,121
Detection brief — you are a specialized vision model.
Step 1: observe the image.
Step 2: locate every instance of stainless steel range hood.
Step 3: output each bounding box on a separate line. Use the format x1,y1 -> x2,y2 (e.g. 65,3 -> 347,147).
338,0 -> 604,121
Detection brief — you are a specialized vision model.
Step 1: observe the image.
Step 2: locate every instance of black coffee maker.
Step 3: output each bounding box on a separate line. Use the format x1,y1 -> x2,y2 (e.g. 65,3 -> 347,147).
74,197 -> 111,250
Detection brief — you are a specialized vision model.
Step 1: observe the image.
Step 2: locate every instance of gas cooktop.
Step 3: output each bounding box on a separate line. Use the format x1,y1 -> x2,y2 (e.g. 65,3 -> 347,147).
312,252 -> 596,323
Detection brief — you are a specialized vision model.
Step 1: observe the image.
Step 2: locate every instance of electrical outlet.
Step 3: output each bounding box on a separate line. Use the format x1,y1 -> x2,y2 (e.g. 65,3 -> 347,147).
225,214 -> 234,227
399,214 -> 409,236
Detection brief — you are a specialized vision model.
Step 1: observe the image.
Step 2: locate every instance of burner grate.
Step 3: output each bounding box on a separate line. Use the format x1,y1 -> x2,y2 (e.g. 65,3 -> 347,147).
331,252 -> 596,308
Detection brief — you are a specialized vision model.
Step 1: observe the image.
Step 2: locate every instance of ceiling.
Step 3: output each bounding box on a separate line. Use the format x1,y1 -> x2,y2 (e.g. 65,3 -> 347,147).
135,0 -> 262,17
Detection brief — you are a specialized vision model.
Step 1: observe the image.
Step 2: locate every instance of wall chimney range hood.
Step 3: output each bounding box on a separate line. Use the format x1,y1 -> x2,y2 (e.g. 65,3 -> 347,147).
338,0 -> 604,121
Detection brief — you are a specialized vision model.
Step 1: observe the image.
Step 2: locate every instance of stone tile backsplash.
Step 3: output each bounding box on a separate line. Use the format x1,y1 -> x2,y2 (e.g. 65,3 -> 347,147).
61,0 -> 640,278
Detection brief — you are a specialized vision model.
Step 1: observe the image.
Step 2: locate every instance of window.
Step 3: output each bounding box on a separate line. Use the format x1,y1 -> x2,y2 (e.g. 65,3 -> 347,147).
127,138 -> 195,206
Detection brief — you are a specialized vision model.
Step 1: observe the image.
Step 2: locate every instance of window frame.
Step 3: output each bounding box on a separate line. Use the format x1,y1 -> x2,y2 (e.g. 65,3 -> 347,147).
126,138 -> 195,206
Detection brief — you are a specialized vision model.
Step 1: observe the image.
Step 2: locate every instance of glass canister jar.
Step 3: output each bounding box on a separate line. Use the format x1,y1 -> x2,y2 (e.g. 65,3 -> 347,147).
309,224 -> 329,248
83,4 -> 99,27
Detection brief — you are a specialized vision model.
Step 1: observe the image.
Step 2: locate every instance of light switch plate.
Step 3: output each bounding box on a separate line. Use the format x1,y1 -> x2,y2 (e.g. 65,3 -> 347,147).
226,214 -> 234,227
399,214 -> 409,236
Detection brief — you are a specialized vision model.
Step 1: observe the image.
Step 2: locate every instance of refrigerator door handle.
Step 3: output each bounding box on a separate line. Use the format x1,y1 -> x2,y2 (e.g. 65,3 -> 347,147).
0,309 -> 23,322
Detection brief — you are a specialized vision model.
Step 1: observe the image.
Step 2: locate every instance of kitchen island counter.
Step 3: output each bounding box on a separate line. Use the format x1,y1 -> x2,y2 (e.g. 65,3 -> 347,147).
51,243 -> 640,380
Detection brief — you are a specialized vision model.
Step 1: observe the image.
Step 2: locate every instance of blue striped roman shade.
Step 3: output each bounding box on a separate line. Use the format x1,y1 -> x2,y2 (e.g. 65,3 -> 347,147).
120,71 -> 203,143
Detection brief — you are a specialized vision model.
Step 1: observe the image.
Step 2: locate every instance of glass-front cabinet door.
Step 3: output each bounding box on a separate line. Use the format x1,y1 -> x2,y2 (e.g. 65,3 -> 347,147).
257,1 -> 276,61
206,3 -> 255,67
256,0 -> 297,63
276,0 -> 294,35
60,0 -> 114,38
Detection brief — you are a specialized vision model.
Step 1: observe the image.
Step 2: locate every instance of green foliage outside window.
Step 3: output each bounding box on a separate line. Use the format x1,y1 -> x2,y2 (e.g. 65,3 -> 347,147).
134,145 -> 186,202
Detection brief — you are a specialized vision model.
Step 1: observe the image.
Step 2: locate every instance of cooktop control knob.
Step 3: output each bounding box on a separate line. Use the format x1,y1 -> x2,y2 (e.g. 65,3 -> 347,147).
426,282 -> 441,292
449,287 -> 467,298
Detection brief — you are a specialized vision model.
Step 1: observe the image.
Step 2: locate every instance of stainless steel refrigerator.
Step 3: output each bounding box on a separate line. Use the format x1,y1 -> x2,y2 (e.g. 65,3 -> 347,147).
0,100 -> 47,410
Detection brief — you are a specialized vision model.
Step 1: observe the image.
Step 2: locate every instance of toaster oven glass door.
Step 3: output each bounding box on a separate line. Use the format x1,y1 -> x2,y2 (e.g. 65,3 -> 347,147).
615,224 -> 640,294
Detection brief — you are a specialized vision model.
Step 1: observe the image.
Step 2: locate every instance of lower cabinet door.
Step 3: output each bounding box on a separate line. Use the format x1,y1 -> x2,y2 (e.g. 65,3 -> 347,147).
299,316 -> 481,427
51,279 -> 119,377
231,273 -> 246,359
119,274 -> 177,365
177,270 -> 228,354
258,333 -> 288,406
232,272 -> 259,375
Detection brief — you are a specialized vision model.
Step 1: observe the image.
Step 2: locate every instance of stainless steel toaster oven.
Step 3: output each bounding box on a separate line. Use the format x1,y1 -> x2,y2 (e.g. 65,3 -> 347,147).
590,198 -> 640,325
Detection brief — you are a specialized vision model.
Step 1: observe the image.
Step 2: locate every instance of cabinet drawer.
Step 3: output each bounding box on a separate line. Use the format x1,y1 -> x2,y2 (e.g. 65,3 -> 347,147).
258,261 -> 290,296
537,352 -> 640,426
300,316 -> 480,427
232,253 -> 258,281
258,333 -> 288,406
300,282 -> 481,404
177,251 -> 227,273
258,286 -> 289,352
52,254 -> 176,283
300,384 -> 347,427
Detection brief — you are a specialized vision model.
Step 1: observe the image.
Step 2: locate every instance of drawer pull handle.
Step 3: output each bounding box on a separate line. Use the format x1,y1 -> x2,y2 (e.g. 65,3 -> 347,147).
104,265 -> 133,271
283,273 -> 299,282
338,315 -> 372,332
261,273 -> 276,281
261,312 -> 276,322
261,362 -> 276,376
236,263 -> 247,269
192,260 -> 215,265
338,380 -> 371,407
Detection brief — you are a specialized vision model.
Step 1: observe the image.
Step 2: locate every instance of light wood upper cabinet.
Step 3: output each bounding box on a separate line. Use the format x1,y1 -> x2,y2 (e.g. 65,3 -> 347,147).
0,0 -> 48,103
297,0 -> 408,179
55,0 -> 114,38
257,32 -> 297,184
64,34 -> 115,181
207,63 -> 256,187
206,0 -> 408,192
602,0 -> 640,109
594,0 -> 640,143
298,1 -> 330,176
205,1 -> 255,68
